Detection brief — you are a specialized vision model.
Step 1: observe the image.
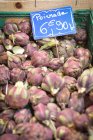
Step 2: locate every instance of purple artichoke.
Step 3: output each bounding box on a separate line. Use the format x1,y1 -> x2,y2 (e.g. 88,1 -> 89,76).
56,87 -> 71,109
24,42 -> 38,57
57,126 -> 71,139
34,103 -> 47,121
63,76 -> 77,91
0,65 -> 10,85
56,108 -> 79,128
68,92 -> 85,113
74,114 -> 89,130
5,81 -> 29,109
10,68 -> 26,84
41,72 -> 64,96
14,122 -> 53,140
48,57 -> 64,70
0,134 -> 19,140
74,47 -> 92,69
27,68 -> 43,86
21,60 -> 32,70
3,23 -> 18,35
46,103 -> 61,121
28,86 -> 50,106
52,39 -> 75,59
9,32 -> 30,46
7,51 -> 27,69
14,109 -> 32,124
18,20 -> 31,34
63,57 -> 83,78
31,50 -> 49,67
77,68 -> 93,95
34,103 -> 61,121
74,28 -> 87,44
3,39 -> 13,51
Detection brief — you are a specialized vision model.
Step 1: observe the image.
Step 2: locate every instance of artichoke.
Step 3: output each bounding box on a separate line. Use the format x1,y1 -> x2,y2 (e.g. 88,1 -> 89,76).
29,86 -> 50,106
10,68 -> 26,84
3,23 -> 18,35
52,39 -> 75,60
0,65 -> 10,85
48,57 -> 64,70
74,47 -> 92,69
56,108 -> 79,128
7,51 -> 27,69
56,87 -> 71,109
41,72 -> 64,96
31,50 -> 49,67
9,32 -> 29,46
27,68 -> 43,86
24,42 -> 38,57
0,133 -> 19,140
21,60 -> 32,70
74,114 -> 89,130
74,28 -> 87,44
63,76 -> 77,91
57,126 -> 71,140
68,92 -> 85,113
14,109 -> 32,124
63,57 -> 83,78
77,68 -> 93,95
5,81 -> 29,109
3,39 -> 13,51
18,20 -> 31,34
14,122 -> 53,140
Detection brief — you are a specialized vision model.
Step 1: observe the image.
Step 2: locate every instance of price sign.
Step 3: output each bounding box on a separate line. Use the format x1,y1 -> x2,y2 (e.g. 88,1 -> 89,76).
30,6 -> 76,40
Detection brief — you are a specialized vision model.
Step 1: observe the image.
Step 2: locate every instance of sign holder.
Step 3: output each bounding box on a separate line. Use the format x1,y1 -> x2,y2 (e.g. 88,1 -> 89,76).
55,37 -> 60,58
5,81 -> 8,95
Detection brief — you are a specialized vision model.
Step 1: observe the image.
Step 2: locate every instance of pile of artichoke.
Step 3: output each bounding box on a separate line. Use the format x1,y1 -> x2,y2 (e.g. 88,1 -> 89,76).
0,20 -> 93,140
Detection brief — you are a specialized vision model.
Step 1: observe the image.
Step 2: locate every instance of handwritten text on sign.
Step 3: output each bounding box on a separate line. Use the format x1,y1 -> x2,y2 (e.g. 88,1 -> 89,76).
30,7 -> 76,40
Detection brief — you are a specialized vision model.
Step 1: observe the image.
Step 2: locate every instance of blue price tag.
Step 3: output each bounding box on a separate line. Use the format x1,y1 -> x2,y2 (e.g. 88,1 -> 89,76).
30,6 -> 76,40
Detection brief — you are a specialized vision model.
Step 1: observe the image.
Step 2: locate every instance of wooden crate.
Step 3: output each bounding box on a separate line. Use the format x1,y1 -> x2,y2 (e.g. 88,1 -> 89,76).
0,0 -> 92,12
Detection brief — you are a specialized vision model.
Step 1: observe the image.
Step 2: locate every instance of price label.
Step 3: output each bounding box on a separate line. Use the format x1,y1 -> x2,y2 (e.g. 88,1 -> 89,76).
30,6 -> 76,40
